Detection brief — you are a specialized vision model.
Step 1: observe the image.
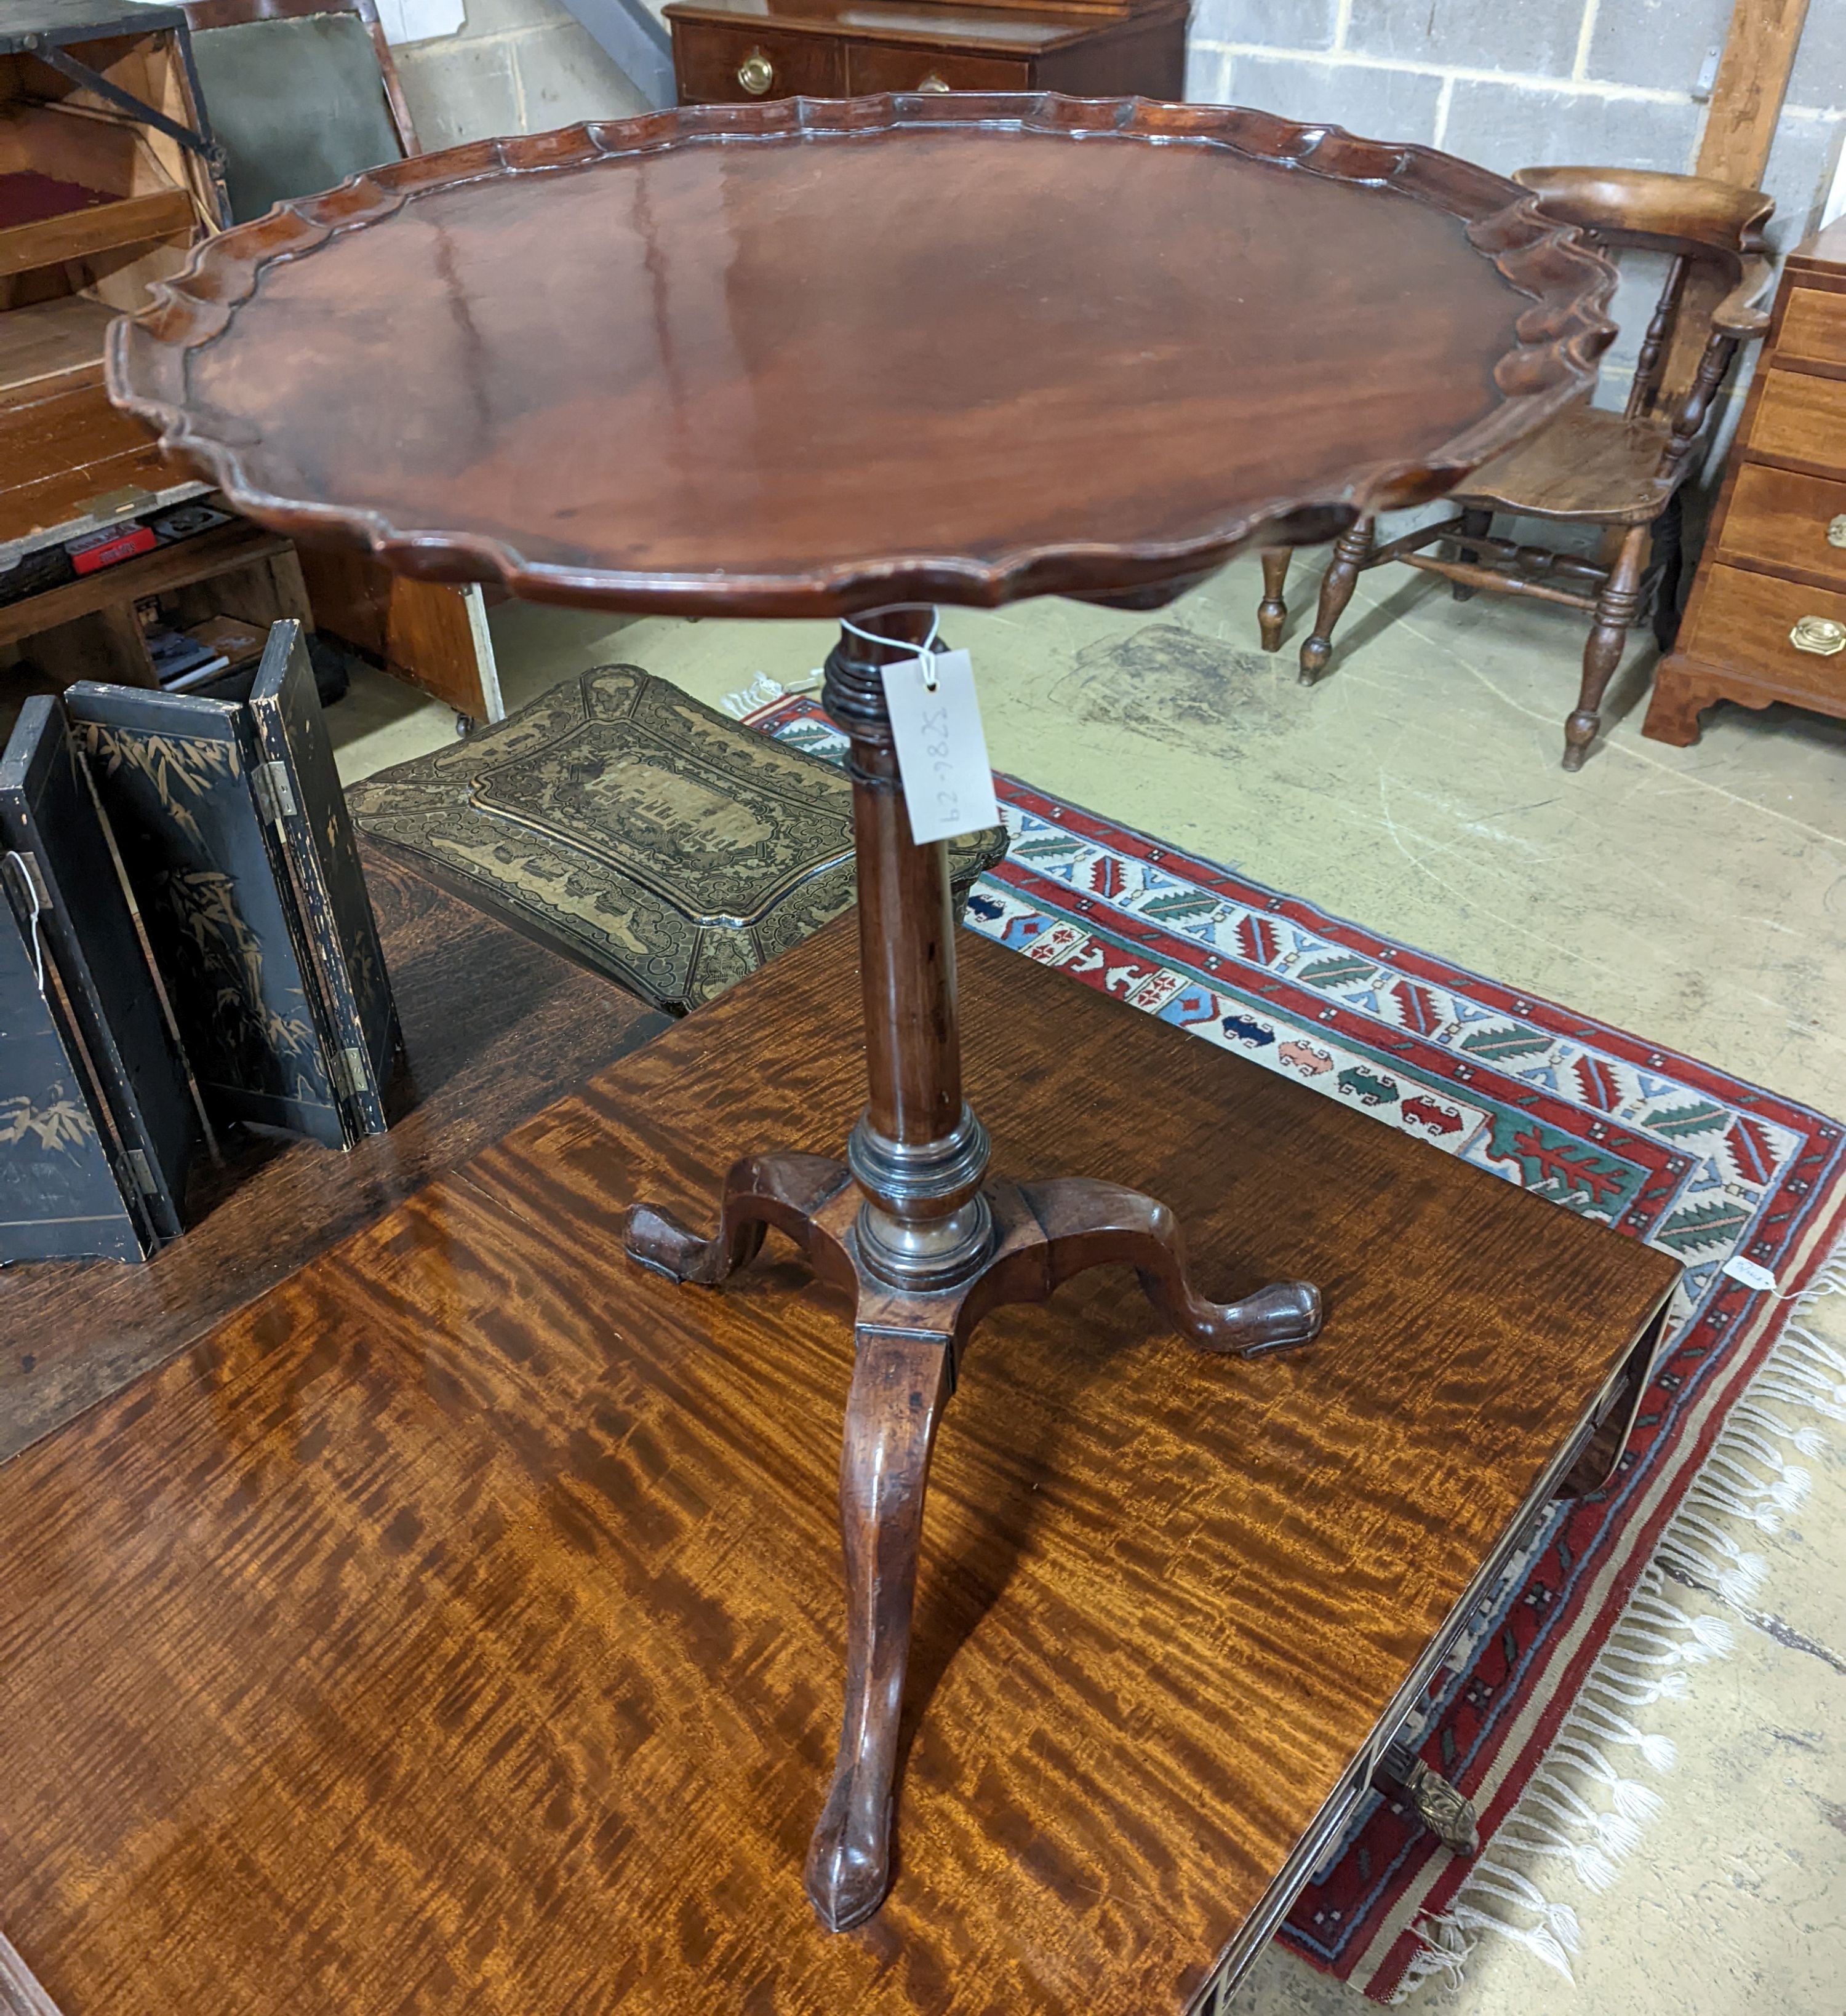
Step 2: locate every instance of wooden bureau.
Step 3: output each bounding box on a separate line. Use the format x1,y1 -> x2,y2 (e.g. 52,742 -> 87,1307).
666,0 -> 1188,107
1648,215 -> 1846,745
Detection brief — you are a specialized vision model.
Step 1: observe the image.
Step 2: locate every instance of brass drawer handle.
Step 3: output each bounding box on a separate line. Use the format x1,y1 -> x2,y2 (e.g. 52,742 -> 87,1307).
917,73 -> 952,94
1789,615 -> 1846,656
1829,514 -> 1846,549
737,49 -> 775,95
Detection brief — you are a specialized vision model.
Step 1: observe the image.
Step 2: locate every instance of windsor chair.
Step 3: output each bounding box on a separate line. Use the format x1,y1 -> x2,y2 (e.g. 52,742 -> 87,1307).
1256,166 -> 1776,768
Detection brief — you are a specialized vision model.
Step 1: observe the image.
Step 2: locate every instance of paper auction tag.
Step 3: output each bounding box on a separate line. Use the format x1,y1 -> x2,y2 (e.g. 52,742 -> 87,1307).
1721,1254 -> 1781,1295
881,648 -> 1001,845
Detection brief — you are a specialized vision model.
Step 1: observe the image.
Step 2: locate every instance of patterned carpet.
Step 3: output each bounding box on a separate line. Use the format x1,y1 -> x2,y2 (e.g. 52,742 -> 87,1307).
750,692 -> 1846,2002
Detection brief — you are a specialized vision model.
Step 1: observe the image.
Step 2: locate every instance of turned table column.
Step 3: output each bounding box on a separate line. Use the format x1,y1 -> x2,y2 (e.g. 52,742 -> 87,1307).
827,609 -> 994,1293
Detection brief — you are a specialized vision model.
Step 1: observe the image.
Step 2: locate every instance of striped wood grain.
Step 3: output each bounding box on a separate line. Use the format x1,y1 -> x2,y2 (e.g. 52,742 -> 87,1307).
0,918 -> 1677,2015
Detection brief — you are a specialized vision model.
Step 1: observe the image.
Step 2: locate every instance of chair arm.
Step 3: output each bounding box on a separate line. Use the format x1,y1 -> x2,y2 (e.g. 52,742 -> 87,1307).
1712,255 -> 1776,338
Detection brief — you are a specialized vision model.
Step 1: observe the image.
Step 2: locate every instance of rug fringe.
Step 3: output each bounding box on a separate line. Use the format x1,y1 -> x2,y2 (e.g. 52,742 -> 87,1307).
1390,1238 -> 1844,2004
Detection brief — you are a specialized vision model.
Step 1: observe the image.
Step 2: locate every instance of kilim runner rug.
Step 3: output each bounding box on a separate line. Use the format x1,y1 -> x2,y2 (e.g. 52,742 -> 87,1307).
745,690 -> 1846,2004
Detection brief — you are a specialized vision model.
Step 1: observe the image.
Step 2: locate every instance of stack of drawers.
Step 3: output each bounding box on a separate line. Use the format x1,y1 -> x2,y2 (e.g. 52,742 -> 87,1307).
666,0 -> 1188,109
1648,216 -> 1846,745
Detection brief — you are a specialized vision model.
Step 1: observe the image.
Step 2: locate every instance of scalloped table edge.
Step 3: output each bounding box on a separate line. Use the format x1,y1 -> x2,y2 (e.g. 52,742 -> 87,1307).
105,92 -> 1620,620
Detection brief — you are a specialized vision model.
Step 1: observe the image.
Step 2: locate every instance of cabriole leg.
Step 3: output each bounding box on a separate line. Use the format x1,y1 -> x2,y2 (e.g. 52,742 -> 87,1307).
628,608 -> 1326,1936
804,1325 -> 955,1931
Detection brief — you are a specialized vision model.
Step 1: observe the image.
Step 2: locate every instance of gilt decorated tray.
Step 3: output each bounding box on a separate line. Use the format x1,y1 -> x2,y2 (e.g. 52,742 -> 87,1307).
108,94 -> 1616,617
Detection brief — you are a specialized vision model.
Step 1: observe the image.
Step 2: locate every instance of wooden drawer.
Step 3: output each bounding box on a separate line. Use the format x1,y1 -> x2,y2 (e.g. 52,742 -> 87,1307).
844,44 -> 1031,94
0,442 -> 170,548
0,369 -> 161,544
1718,464 -> 1846,584
671,22 -> 844,103
1687,561 -> 1846,703
1748,367 -> 1846,471
1775,286 -> 1846,373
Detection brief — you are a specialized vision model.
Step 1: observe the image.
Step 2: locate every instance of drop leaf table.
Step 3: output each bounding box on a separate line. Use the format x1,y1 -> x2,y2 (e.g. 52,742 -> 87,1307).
108,91 -> 1618,1932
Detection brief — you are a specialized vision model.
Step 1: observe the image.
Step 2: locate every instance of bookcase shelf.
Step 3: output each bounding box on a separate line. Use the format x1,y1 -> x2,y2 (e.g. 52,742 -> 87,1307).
1,513 -> 311,689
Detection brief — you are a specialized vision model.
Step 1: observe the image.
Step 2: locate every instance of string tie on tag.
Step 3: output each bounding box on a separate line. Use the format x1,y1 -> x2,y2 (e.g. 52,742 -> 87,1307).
841,608 -> 943,690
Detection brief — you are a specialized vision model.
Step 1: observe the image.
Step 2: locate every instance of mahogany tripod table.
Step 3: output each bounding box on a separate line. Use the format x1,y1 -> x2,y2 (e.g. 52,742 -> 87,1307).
110,92 -> 1616,1933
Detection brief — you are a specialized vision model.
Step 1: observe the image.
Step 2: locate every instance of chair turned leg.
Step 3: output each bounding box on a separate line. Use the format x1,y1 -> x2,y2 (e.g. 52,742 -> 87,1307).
1450,507 -> 1491,600
1258,548 -> 1290,651
805,1327 -> 954,1933
1565,522 -> 1649,771
1300,518 -> 1374,685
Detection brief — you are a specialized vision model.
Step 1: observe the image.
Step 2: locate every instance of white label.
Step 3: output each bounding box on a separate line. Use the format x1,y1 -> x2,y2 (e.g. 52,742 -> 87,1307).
880,649 -> 1001,845
1722,1254 -> 1780,1295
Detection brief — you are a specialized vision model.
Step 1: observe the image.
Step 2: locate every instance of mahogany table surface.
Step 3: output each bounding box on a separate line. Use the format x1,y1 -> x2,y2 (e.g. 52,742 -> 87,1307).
108,96 -> 1614,616
0,915 -> 1677,2016
0,838 -> 668,1466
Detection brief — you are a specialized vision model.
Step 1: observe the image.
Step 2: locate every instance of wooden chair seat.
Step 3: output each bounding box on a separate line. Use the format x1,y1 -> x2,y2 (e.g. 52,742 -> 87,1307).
1460,402 -> 1676,524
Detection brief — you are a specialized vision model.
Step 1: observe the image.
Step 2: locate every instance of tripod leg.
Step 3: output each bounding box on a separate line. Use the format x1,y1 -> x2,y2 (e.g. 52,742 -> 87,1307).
1021,1177 -> 1322,1357
625,1152 -> 849,1286
805,1325 -> 954,1932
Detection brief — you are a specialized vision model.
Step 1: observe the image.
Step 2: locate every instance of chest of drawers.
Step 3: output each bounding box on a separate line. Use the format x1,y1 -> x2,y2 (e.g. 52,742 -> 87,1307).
666,0 -> 1188,108
1648,217 -> 1846,745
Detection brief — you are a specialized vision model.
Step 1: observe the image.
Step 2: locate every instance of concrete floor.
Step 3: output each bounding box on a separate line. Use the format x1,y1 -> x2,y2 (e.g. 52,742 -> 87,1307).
331,543 -> 1846,2015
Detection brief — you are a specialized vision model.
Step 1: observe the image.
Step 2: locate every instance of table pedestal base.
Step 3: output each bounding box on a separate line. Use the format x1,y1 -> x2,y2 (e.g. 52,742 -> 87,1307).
625,607 -> 1324,1930
626,1155 -> 1320,1930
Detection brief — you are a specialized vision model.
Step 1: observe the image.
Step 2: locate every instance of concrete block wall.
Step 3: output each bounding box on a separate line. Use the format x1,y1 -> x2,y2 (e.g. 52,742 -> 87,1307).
394,0 -> 648,153
1188,2 -> 1845,258
1188,2 -> 1846,420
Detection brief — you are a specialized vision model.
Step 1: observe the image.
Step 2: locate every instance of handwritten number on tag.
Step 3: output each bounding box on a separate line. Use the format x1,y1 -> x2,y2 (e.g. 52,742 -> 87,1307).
881,649 -> 1000,845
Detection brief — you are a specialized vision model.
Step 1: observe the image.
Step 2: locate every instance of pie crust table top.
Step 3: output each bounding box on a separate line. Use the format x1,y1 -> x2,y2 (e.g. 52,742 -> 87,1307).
108,94 -> 1615,617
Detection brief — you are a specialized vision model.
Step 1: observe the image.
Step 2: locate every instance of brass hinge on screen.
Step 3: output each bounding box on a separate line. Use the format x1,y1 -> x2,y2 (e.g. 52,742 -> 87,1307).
250,760 -> 297,826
